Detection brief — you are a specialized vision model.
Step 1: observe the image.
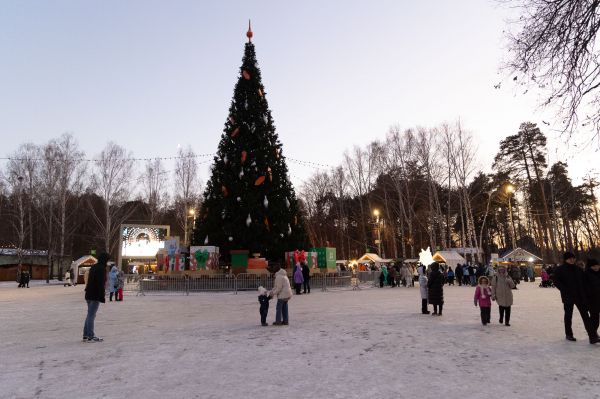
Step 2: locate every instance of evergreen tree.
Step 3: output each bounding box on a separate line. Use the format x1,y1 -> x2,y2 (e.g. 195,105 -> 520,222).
192,29 -> 308,261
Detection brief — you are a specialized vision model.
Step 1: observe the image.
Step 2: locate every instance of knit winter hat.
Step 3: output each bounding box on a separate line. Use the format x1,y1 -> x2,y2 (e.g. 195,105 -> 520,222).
586,258 -> 599,268
563,252 -> 576,262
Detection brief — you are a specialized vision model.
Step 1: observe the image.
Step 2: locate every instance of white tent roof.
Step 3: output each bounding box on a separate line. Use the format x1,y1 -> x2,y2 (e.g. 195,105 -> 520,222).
433,251 -> 466,264
71,255 -> 97,268
357,253 -> 393,263
403,258 -> 419,263
500,248 -> 542,262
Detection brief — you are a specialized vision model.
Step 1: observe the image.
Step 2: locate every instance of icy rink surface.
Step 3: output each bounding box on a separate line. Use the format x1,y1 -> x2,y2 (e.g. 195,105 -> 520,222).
1,281 -> 598,399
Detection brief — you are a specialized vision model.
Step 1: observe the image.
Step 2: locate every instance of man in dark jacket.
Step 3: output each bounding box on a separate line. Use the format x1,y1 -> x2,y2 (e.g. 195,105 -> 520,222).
83,253 -> 109,342
553,252 -> 598,343
455,263 -> 463,286
301,262 -> 311,294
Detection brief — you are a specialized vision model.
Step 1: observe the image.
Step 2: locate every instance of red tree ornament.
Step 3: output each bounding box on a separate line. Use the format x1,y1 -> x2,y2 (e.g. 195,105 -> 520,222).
221,186 -> 229,197
229,116 -> 235,124
254,176 -> 265,186
230,127 -> 240,138
242,70 -> 251,80
241,151 -> 247,164
264,217 -> 270,231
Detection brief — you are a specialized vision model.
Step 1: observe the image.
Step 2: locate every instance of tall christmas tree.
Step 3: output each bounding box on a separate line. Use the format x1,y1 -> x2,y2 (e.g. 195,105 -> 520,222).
192,23 -> 309,261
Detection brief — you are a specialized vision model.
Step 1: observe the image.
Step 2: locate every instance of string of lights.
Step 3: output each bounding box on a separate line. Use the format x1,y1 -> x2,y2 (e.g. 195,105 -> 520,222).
0,153 -> 215,163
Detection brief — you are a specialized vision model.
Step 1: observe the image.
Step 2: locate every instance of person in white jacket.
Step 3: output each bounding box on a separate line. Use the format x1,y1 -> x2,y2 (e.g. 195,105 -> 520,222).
270,266 -> 293,325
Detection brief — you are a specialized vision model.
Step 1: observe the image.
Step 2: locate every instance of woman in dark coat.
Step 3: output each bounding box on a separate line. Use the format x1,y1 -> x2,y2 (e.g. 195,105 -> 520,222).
585,259 -> 600,339
427,262 -> 445,316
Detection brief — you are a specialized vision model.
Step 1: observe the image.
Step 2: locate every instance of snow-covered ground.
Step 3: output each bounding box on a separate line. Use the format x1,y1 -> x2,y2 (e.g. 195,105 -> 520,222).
1,281 -> 598,399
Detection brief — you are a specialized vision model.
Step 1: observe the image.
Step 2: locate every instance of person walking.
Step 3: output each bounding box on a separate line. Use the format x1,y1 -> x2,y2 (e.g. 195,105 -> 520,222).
462,264 -> 470,286
271,266 -> 293,325
83,253 -> 109,342
455,263 -> 463,286
474,276 -> 493,325
553,252 -> 598,343
491,265 -> 515,326
64,269 -> 72,287
427,262 -> 445,316
108,265 -> 118,301
116,270 -> 125,301
388,264 -> 397,287
418,264 -> 430,314
403,264 -> 414,287
468,264 -> 477,286
301,262 -> 311,294
446,267 -> 455,286
293,263 -> 304,295
527,264 -> 535,283
584,259 -> 600,342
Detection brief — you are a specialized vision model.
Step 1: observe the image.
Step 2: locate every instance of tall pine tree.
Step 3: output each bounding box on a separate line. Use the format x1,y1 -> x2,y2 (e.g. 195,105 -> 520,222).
192,26 -> 308,261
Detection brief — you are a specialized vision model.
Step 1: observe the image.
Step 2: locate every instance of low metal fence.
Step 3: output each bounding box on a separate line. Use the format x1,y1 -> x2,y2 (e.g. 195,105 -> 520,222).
123,271 -> 363,295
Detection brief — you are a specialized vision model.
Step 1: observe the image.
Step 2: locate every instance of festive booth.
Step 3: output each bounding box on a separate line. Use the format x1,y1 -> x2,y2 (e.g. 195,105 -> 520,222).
72,255 -> 97,284
357,253 -> 393,269
432,251 -> 466,269
499,248 -> 542,265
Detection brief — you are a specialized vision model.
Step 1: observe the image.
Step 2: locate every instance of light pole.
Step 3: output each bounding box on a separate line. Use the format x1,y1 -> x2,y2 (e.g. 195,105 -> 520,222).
373,209 -> 381,256
506,184 -> 517,250
184,209 -> 195,246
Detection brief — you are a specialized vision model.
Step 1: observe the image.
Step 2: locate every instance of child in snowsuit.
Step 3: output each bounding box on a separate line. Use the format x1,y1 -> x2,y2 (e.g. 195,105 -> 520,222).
474,276 -> 492,325
258,286 -> 272,326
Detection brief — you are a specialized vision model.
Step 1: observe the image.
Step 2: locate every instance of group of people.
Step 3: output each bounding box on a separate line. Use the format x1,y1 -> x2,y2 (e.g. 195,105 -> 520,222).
378,264 -> 415,288
414,251 -> 600,344
108,265 -> 125,301
258,265 -> 294,326
82,257 -> 127,342
17,270 -> 30,288
79,250 -> 600,344
292,262 -> 311,295
553,252 -> 600,344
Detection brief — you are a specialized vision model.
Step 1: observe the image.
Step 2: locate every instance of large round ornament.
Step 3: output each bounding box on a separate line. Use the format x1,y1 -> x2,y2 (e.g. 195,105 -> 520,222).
242,70 -> 251,80
254,176 -> 265,186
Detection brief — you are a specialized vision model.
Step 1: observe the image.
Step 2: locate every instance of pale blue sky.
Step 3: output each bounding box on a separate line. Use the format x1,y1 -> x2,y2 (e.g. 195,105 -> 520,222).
0,0 -> 593,187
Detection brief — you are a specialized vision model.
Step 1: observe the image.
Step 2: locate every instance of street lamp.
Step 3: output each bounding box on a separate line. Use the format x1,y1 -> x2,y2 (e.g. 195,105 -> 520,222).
184,209 -> 196,247
373,209 -> 382,256
506,184 -> 517,250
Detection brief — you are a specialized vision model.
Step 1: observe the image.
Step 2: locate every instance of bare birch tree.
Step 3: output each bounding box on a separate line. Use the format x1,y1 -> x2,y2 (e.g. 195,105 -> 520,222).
89,142 -> 136,255
55,133 -> 86,274
37,140 -> 62,281
174,146 -> 200,246
142,158 -> 167,224
344,144 -> 377,253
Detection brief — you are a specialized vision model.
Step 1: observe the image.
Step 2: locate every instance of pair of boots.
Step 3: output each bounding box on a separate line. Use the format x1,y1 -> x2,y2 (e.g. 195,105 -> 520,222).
432,304 -> 443,316
421,299 -> 430,314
